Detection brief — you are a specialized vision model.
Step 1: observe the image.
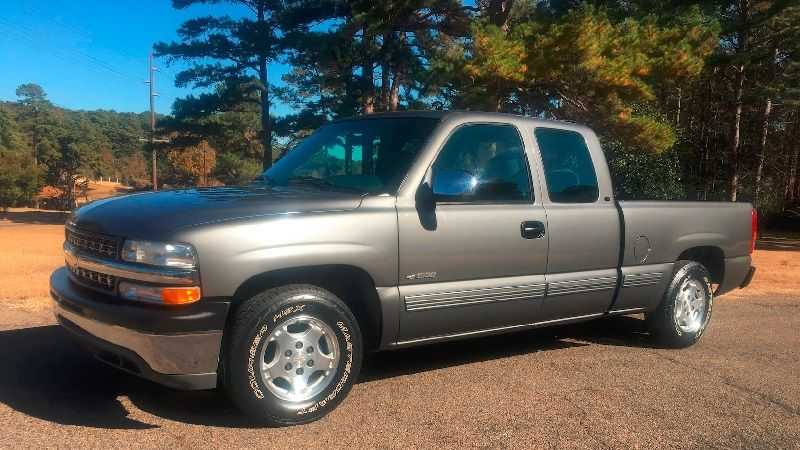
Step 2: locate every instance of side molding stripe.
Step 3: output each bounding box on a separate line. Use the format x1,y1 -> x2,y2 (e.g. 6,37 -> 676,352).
546,276 -> 617,297
403,274 -> 632,312
622,272 -> 663,288
404,283 -> 546,312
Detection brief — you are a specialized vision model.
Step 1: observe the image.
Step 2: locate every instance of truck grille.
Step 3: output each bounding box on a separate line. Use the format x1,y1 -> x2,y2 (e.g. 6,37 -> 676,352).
68,264 -> 117,290
66,228 -> 119,259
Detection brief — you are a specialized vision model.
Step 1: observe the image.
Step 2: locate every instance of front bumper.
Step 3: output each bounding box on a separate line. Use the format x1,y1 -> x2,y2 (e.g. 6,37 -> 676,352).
50,267 -> 228,390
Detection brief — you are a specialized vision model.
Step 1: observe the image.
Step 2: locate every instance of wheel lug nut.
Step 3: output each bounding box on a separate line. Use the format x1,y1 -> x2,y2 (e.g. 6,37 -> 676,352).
295,342 -> 303,349
285,363 -> 292,370
307,360 -> 314,367
285,350 -> 292,357
306,346 -> 314,353
296,368 -> 304,375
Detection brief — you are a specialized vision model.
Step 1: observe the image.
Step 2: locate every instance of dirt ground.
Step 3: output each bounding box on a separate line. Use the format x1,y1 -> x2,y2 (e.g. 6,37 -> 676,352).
0,212 -> 798,448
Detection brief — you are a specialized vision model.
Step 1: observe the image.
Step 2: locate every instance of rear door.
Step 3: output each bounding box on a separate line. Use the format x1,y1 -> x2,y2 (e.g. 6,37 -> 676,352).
395,122 -> 549,342
533,127 -> 621,320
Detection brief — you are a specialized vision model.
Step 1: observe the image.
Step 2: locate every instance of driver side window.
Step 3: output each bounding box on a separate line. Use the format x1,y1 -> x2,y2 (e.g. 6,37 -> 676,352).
431,124 -> 532,203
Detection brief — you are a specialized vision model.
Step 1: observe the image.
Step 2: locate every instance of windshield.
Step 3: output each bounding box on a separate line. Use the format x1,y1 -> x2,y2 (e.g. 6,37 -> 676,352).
261,117 -> 440,194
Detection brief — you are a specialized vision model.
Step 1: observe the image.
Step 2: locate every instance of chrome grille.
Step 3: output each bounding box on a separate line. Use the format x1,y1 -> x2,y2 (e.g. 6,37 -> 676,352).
66,228 -> 119,259
68,264 -> 116,290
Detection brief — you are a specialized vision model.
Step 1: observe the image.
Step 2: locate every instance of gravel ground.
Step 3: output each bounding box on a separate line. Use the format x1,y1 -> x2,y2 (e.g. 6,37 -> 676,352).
0,217 -> 798,449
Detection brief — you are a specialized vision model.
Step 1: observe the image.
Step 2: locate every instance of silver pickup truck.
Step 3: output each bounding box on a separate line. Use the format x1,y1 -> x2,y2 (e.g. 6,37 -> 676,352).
50,111 -> 756,425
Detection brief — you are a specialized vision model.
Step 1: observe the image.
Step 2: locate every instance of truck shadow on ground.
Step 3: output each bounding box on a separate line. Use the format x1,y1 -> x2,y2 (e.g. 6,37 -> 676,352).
0,316 -> 648,430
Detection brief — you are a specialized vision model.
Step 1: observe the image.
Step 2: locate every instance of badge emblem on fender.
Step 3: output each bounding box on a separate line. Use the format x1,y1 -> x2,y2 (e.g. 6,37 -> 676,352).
405,272 -> 438,280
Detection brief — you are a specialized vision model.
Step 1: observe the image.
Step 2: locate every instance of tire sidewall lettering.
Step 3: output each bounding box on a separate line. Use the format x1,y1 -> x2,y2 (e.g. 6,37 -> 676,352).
296,320 -> 354,416
245,300 -> 355,415
246,303 -> 307,400
247,323 -> 270,399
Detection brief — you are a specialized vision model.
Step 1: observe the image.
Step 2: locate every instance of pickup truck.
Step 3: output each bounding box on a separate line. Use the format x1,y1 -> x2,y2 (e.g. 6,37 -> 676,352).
50,111 -> 757,426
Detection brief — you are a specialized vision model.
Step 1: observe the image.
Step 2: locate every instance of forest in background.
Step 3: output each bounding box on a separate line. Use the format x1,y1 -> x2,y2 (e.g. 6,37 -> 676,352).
1,0 -> 799,221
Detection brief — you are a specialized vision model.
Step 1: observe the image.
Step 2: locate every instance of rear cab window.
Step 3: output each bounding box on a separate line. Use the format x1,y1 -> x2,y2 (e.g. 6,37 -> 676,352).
534,128 -> 599,203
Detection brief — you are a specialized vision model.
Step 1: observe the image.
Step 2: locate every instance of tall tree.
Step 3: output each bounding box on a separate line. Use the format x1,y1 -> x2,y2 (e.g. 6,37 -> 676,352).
280,0 -> 469,120
15,83 -> 52,167
712,0 -> 796,201
155,0 -> 283,169
0,104 -> 41,210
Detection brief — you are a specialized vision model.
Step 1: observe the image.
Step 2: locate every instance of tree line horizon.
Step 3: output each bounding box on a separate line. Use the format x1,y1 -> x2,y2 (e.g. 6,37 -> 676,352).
1,0 -> 799,220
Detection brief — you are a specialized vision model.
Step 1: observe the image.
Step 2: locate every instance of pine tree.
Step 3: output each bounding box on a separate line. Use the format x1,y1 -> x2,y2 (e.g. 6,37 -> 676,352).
155,0 -> 284,169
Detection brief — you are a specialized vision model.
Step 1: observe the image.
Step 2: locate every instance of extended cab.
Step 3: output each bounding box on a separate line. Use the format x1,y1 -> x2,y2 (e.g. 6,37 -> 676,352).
50,111 -> 756,425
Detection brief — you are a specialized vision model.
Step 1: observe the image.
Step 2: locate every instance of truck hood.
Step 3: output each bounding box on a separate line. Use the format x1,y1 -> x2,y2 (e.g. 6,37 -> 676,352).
70,185 -> 364,239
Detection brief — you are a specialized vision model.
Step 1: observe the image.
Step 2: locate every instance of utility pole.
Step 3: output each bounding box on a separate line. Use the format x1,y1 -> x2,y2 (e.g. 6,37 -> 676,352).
146,52 -> 158,191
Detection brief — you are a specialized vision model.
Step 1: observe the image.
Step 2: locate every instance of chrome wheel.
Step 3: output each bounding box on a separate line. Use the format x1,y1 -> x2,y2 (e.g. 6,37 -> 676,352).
259,315 -> 339,402
674,278 -> 708,334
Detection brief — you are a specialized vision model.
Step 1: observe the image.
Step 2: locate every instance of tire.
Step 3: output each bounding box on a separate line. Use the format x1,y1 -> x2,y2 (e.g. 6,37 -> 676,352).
646,261 -> 714,348
223,284 -> 363,426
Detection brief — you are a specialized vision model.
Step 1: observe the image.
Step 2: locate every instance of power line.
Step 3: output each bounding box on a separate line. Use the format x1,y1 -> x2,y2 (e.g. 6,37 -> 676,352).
4,2 -> 185,80
0,16 -> 143,84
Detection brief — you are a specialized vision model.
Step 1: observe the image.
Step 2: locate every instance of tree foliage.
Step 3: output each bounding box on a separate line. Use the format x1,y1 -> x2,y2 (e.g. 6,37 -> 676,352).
0,85 -> 151,209
155,0 -> 284,169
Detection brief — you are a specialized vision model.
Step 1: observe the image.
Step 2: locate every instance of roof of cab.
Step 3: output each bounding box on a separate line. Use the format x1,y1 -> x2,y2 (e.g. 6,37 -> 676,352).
333,110 -> 585,130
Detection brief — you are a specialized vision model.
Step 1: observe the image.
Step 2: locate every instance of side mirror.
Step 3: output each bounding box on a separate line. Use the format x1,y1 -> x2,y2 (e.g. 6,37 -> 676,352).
415,180 -> 436,212
432,169 -> 477,198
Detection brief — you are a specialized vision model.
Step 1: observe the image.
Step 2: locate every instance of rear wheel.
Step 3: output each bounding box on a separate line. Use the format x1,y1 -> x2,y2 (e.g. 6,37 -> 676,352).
647,261 -> 713,348
224,285 -> 362,426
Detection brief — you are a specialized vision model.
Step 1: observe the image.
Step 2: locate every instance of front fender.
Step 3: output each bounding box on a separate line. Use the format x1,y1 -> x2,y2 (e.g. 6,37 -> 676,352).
175,201 -> 399,298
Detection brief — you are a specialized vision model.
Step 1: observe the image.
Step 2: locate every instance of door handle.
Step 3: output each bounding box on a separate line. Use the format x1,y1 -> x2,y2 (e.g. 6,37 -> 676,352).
521,221 -> 545,239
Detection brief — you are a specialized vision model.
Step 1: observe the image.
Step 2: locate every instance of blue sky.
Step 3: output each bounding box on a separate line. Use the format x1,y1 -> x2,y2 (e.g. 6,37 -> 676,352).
0,0 -> 293,115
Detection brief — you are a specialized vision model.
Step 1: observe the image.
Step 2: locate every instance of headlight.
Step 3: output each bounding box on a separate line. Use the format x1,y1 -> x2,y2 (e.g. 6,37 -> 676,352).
121,240 -> 197,268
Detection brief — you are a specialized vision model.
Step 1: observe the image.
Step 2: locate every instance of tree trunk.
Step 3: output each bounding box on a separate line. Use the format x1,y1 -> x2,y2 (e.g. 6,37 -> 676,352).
728,0 -> 750,202
789,147 -> 799,203
381,32 -> 391,111
362,26 -> 375,114
389,73 -> 401,111
259,57 -> 271,170
381,64 -> 390,111
788,120 -> 800,204
388,33 -> 406,112
728,66 -> 744,202
485,0 -> 515,32
257,3 -> 272,170
754,97 -> 772,207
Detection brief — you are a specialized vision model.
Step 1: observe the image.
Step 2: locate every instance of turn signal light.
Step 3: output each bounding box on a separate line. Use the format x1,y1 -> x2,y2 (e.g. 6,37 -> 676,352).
119,281 -> 202,305
161,286 -> 202,305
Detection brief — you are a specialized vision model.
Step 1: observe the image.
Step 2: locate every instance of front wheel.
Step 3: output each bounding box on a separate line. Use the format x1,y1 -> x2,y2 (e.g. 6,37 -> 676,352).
646,261 -> 713,348
223,285 -> 363,426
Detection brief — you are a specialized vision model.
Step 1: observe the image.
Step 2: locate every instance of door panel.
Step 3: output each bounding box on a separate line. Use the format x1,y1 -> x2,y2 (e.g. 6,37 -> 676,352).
396,122 -> 549,342
533,127 -> 621,320
398,272 -> 546,342
397,204 -> 548,341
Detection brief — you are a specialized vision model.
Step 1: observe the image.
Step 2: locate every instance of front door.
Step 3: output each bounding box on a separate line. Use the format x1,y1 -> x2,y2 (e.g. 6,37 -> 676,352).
396,122 -> 549,342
